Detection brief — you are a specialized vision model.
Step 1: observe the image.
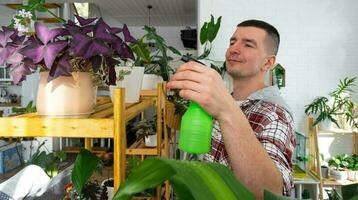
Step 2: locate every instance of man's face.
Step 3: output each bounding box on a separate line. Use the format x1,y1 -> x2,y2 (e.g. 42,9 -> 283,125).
225,26 -> 270,79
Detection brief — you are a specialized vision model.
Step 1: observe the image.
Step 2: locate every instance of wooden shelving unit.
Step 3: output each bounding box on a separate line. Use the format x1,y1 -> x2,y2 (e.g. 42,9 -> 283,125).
0,83 -> 166,195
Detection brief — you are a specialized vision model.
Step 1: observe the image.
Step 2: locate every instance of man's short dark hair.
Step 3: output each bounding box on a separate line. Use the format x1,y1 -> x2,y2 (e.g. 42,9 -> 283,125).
237,19 -> 280,55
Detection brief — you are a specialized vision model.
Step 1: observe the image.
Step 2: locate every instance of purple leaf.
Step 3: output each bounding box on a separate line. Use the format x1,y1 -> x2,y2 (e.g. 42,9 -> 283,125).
0,45 -> 15,65
75,15 -> 97,26
113,36 -> 124,55
100,18 -> 122,34
122,44 -> 134,60
43,41 -> 68,69
64,21 -> 93,35
20,43 -> 44,63
94,18 -> 113,42
71,32 -> 110,59
2,26 -> 18,42
35,22 -> 66,45
90,55 -> 101,73
84,40 -> 111,59
9,58 -> 36,84
0,28 -> 14,47
20,40 -> 67,69
48,53 -> 72,81
122,24 -> 137,43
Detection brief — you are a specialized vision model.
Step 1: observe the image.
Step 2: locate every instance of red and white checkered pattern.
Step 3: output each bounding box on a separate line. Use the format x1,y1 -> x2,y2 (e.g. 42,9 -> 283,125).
203,99 -> 296,196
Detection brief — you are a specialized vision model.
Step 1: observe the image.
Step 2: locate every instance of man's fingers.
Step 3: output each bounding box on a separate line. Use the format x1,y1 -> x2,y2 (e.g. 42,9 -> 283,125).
176,61 -> 207,73
179,89 -> 202,103
167,80 -> 203,93
170,70 -> 206,83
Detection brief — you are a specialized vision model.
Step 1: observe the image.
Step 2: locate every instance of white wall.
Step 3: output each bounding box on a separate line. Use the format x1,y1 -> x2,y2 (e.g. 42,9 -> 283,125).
0,5 -> 14,26
198,0 -> 358,134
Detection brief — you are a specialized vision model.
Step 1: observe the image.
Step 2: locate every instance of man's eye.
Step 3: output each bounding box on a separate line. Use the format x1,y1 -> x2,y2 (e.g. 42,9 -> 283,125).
245,44 -> 253,48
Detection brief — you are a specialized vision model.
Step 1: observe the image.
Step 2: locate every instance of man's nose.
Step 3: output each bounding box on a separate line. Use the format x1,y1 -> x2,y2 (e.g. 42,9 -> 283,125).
228,44 -> 241,55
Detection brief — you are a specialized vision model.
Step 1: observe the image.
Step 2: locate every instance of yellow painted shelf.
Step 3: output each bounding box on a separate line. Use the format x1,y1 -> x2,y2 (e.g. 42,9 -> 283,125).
0,84 -> 165,194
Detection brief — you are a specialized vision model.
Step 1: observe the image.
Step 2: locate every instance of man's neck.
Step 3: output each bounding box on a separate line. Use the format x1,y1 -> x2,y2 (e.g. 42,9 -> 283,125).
232,77 -> 265,101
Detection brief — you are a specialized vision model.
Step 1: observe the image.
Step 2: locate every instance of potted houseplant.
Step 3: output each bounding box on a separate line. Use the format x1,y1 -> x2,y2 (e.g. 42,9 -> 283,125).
26,140 -> 67,178
167,15 -> 225,117
347,154 -> 358,181
109,59 -> 145,103
64,149 -> 107,200
130,25 -> 182,90
0,12 -> 137,117
101,156 -> 142,200
328,154 -> 350,180
305,77 -> 358,130
132,119 -> 157,147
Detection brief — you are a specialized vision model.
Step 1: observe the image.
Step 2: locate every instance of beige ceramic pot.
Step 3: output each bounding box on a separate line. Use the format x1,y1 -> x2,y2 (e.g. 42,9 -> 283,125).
36,72 -> 96,118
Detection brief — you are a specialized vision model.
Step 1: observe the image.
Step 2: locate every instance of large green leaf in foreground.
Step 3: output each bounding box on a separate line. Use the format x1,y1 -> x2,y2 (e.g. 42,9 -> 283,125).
113,158 -> 255,200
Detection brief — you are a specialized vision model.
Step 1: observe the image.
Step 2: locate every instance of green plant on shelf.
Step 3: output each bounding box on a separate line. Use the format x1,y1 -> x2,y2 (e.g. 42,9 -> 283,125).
305,77 -> 358,128
12,101 -> 36,115
328,154 -> 350,171
26,140 -> 67,178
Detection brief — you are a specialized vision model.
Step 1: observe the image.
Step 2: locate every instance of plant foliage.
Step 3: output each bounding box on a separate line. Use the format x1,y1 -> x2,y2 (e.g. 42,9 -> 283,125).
113,158 -> 291,200
305,77 -> 357,128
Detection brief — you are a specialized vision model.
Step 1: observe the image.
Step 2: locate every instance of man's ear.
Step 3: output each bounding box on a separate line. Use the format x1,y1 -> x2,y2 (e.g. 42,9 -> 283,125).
262,55 -> 276,72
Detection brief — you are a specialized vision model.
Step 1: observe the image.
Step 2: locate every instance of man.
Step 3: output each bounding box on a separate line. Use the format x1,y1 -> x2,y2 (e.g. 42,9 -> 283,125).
167,19 -> 295,199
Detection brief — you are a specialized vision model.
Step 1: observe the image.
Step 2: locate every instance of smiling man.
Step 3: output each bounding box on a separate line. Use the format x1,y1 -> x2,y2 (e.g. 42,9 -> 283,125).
167,20 -> 295,199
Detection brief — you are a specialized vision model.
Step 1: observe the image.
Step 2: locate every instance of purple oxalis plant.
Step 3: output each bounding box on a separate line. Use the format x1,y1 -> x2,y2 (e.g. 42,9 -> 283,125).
0,14 -> 137,84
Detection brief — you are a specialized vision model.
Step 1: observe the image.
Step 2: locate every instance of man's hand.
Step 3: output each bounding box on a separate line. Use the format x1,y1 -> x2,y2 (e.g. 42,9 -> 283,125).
167,61 -> 235,121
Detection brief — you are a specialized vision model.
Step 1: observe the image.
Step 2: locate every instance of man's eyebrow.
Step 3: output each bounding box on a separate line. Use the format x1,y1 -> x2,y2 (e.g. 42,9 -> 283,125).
242,38 -> 257,46
230,37 -> 237,42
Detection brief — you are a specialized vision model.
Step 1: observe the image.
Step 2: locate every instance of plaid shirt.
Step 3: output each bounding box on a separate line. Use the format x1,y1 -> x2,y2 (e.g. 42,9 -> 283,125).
203,98 -> 295,196
0,191 -> 13,200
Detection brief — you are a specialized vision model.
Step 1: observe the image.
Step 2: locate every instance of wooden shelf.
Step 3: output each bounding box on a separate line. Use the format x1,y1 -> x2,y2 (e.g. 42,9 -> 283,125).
126,138 -> 165,156
0,85 -> 166,195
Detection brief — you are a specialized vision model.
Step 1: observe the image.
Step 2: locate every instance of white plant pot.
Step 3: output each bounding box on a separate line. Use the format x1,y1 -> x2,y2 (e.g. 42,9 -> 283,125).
319,119 -> 339,131
101,178 -> 114,200
36,72 -> 96,118
145,134 -> 157,147
112,66 -> 144,103
141,74 -> 163,90
347,170 -> 358,181
330,168 -> 348,180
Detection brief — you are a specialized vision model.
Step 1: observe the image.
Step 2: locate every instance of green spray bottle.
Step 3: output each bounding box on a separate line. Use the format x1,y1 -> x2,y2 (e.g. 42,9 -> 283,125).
179,101 -> 213,154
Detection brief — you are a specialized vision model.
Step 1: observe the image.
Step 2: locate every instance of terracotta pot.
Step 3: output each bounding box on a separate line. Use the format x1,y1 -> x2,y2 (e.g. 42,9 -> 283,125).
36,72 -> 96,118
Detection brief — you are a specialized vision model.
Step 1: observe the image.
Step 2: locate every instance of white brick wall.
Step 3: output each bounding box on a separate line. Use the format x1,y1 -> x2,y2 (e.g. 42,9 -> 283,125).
198,0 -> 358,133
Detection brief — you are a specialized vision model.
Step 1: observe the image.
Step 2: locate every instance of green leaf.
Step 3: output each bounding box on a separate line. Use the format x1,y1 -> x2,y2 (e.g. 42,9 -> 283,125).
211,16 -> 222,42
200,22 -> 208,45
264,190 -> 293,200
36,5 -> 47,12
207,15 -> 216,42
28,0 -> 42,5
130,38 -> 151,64
168,46 -> 181,56
208,162 -> 254,199
113,158 -> 176,200
114,158 -> 255,200
71,149 -> 101,194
